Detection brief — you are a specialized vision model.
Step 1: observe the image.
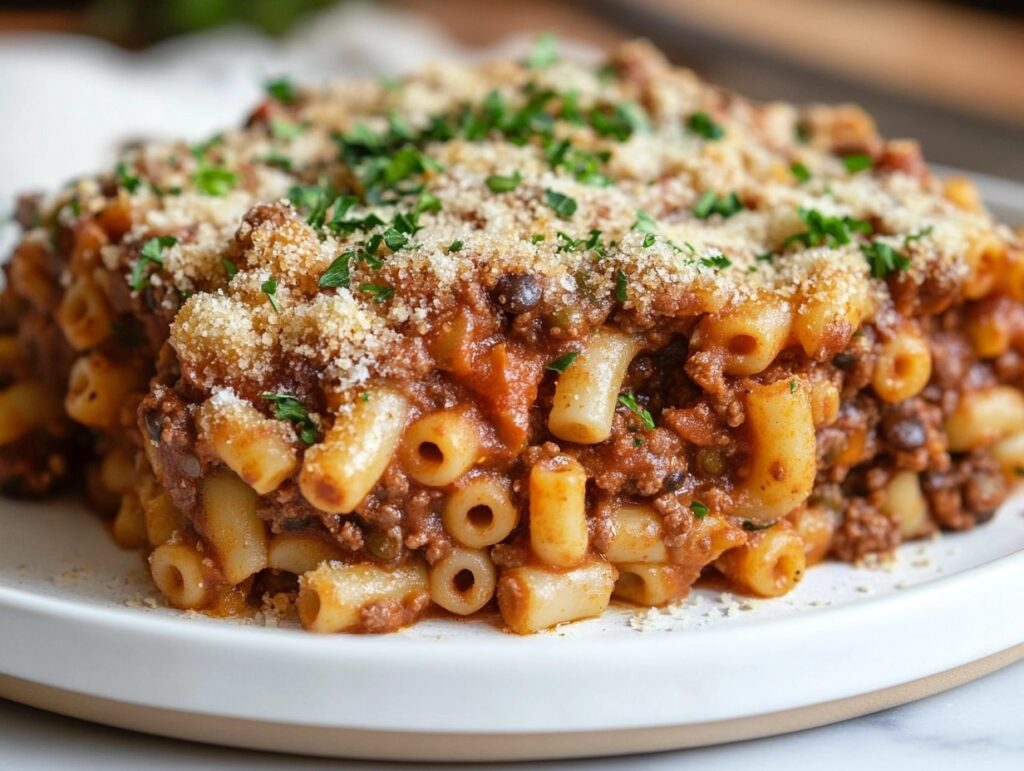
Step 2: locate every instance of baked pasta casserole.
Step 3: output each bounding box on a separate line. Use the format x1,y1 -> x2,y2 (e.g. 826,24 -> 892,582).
2,40 -> 1022,634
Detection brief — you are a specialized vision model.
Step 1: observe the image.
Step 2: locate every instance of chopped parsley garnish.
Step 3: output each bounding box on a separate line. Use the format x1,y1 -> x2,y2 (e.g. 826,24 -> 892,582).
692,190 -> 743,219
130,235 -> 176,291
526,32 -> 558,69
286,184 -> 326,211
415,190 -> 442,214
305,190 -> 334,229
789,379 -> 798,393
783,207 -> 871,249
546,140 -> 611,186
589,101 -> 648,141
319,252 -> 352,288
264,77 -> 297,105
699,252 -> 732,270
261,275 -> 281,312
382,227 -> 408,251
642,233 -> 657,248
531,233 -> 546,244
546,351 -> 579,373
544,189 -> 577,218
360,282 -> 394,302
614,269 -> 628,302
486,172 -> 522,193
842,153 -> 873,173
449,239 -> 464,252
190,134 -> 224,159
689,501 -> 709,520
790,161 -> 811,183
192,163 -> 237,196
618,391 -> 655,430
861,240 -> 910,279
742,520 -> 777,532
261,392 -> 316,444
756,252 -> 774,263
686,111 -> 724,140
556,229 -> 607,257
632,210 -> 657,233
221,258 -> 237,280
265,150 -> 293,171
388,110 -> 414,141
904,225 -> 933,245
270,119 -> 303,140
596,63 -> 619,83
116,161 -> 140,194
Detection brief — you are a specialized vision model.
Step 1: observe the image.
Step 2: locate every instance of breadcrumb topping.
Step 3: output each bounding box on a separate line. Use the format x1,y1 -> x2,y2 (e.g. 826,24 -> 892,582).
30,40 -> 1016,418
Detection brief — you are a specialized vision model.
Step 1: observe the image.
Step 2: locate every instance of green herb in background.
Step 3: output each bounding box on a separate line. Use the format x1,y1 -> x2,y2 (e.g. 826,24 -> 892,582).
86,0 -> 342,46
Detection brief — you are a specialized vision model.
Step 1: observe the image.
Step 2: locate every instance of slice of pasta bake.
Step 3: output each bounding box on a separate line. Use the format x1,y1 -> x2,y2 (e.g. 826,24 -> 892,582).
2,40 -> 1021,633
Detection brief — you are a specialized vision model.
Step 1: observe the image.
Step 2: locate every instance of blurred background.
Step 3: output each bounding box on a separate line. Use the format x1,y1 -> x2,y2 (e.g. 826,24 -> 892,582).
0,0 -> 1023,183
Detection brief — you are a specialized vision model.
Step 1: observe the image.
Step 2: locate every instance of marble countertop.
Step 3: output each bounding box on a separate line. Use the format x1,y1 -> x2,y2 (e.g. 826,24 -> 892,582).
2,661 -> 1021,769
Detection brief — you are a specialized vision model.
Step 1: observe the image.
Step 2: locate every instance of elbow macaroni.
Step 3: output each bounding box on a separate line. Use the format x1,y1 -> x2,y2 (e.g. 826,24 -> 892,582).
299,388 -> 409,513
548,328 -> 639,444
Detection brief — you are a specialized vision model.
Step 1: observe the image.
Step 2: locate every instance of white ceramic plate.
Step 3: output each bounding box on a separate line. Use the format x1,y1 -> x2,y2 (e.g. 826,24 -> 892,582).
2,174 -> 1024,762
1,492 -> 1022,762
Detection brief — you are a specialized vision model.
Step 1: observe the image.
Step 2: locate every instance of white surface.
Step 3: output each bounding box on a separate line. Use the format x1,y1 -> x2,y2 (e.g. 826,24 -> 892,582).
1,3 -> 1023,764
3,660 -> 1022,770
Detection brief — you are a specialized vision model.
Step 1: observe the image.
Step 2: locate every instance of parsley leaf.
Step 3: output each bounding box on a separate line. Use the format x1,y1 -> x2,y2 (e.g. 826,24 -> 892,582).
261,275 -> 281,312
632,210 -> 657,233
221,257 -> 237,280
789,379 -> 798,393
526,32 -> 558,69
618,391 -> 655,430
614,269 -> 628,302
130,235 -> 176,291
360,282 -> 394,302
270,119 -> 303,140
692,190 -> 743,219
192,163 -> 237,196
783,207 -> 871,249
264,77 -> 297,105
742,520 -> 776,532
643,233 -> 657,248
116,161 -> 140,194
190,134 -> 224,160
546,351 -> 579,373
546,141 -> 612,186
689,501 -> 709,520
544,189 -> 577,218
699,252 -> 732,270
319,252 -> 352,288
686,111 -> 724,140
790,161 -> 811,183
904,225 -> 933,245
531,234 -> 546,244
589,101 -> 648,141
842,153 -> 873,173
449,239 -> 464,252
261,392 -> 316,444
486,172 -> 522,193
415,190 -> 442,214
861,240 -> 910,279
